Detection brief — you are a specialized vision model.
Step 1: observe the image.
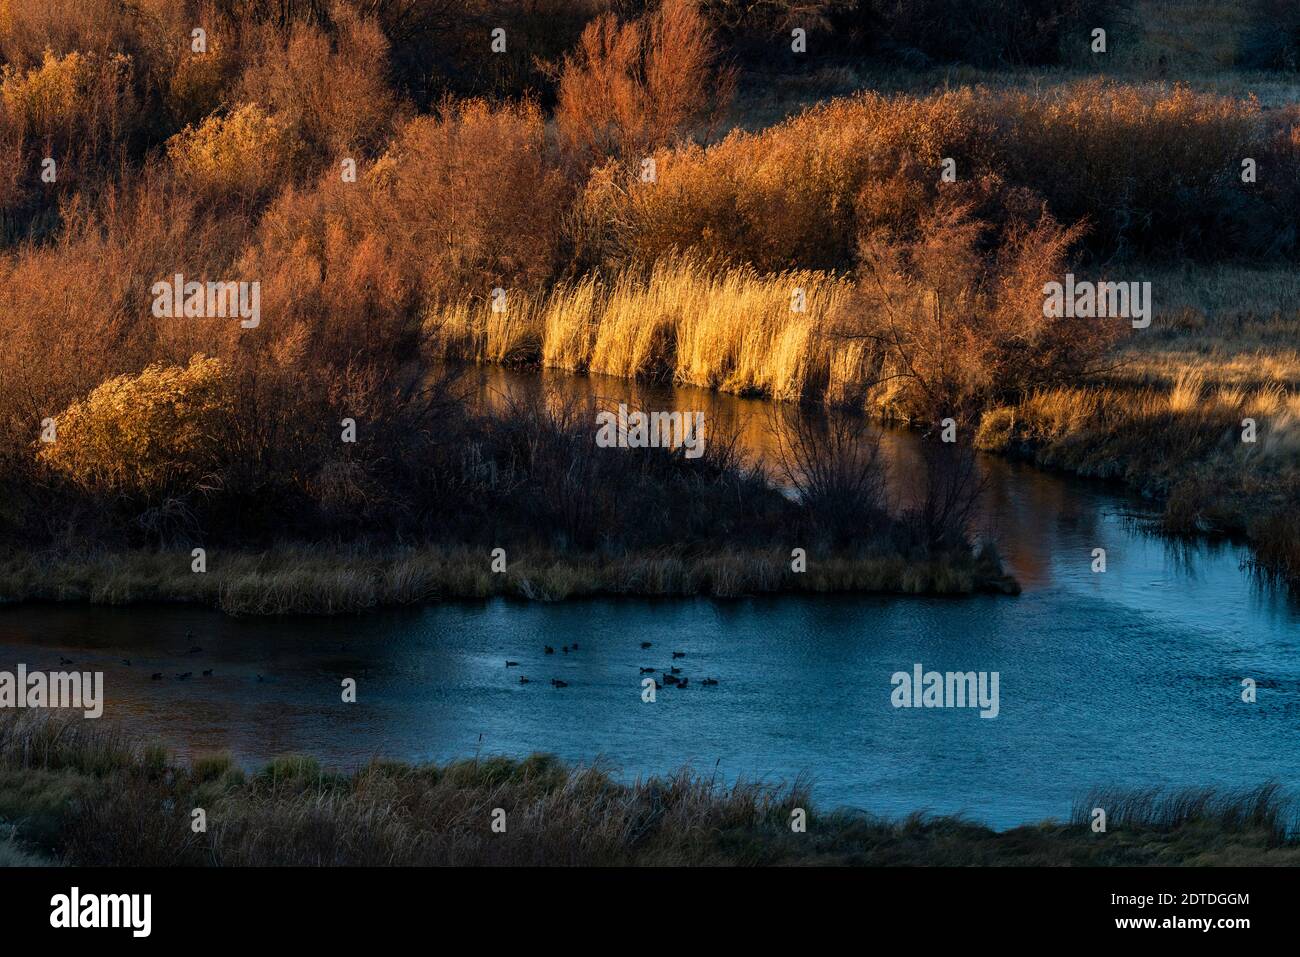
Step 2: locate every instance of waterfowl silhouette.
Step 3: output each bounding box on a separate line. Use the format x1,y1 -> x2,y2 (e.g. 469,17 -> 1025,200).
122,659 -> 132,666
58,656 -> 73,665
662,673 -> 679,686
670,666 -> 681,675
550,678 -> 568,688
187,646 -> 203,654
519,676 -> 531,684
256,675 -> 264,682
701,678 -> 719,686
544,645 -> 555,654
176,672 -> 192,680
150,673 -> 163,681
640,642 -> 652,649
672,651 -> 685,659
571,643 -> 579,650
677,677 -> 689,687
506,660 -> 520,667
202,669 -> 213,677
562,645 -> 569,653
639,667 -> 656,674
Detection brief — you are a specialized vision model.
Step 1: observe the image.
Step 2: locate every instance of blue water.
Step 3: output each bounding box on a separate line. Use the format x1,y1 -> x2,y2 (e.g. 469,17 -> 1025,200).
1,371 -> 1296,828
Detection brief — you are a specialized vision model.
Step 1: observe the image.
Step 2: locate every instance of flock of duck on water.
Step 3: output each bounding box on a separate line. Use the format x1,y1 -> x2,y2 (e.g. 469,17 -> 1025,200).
506,642 -> 720,690
58,633 -> 722,692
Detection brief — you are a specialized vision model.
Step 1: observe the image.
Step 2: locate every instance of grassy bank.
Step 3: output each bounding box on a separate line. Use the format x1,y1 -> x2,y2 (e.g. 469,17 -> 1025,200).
0,544 -> 1016,615
1,714 -> 1294,866
973,264 -> 1300,581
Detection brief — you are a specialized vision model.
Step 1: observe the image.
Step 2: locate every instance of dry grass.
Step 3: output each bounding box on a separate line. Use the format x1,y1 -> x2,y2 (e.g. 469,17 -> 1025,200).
0,543 -> 1016,615
3,712 -> 1296,866
430,258 -> 857,401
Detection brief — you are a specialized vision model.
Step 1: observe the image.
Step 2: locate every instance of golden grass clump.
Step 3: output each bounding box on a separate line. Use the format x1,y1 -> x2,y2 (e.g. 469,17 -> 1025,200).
167,103 -> 301,203
38,355 -> 233,496
428,257 -> 855,401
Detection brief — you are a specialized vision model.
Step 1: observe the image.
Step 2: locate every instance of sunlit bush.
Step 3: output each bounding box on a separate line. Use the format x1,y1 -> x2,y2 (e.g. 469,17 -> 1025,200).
376,98 -> 569,298
38,355 -> 234,496
556,0 -> 734,167
238,6 -> 398,157
166,103 -> 300,203
575,82 -> 1300,269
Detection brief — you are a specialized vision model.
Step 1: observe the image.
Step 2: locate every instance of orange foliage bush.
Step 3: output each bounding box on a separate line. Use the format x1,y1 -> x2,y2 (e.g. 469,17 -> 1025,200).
556,0 -> 734,167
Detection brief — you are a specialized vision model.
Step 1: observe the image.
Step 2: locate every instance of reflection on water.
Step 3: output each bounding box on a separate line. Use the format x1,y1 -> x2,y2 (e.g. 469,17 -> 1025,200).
0,367 -> 1296,828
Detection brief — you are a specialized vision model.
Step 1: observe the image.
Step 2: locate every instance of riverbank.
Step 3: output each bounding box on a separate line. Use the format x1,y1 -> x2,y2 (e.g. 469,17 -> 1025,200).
0,545 -> 1018,616
434,261 -> 1300,588
1,714 -> 1292,866
975,264 -> 1300,583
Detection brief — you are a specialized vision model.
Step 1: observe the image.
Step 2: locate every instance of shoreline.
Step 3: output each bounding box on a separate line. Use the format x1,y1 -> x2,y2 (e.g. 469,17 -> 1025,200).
1,714 -> 1292,867
0,546 -> 1019,616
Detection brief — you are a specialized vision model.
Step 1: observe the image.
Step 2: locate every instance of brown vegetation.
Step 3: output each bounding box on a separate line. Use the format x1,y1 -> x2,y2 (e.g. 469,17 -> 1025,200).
2,712 -> 1294,866
0,0 -> 1296,590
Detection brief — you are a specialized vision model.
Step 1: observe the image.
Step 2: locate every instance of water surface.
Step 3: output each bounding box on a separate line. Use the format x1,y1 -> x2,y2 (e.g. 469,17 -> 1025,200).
1,369 -> 1296,828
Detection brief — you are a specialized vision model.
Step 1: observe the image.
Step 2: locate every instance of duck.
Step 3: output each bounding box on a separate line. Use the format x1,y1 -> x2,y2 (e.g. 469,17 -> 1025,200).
662,673 -> 679,686
640,642 -> 652,649
672,651 -> 685,659
550,678 -> 568,688
122,659 -> 132,666
58,656 -> 73,665
519,676 -> 531,684
187,646 -> 203,654
571,643 -> 579,651
150,673 -> 163,681
677,677 -> 689,687
562,645 -> 570,653
544,645 -> 555,655
670,666 -> 681,675
202,669 -> 213,677
505,660 -> 520,667
639,666 -> 656,674
176,672 -> 192,680
701,677 -> 719,686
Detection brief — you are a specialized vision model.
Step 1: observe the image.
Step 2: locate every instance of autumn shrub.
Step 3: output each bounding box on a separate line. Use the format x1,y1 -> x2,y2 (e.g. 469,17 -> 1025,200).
0,48 -> 140,204
166,103 -> 301,203
556,0 -> 735,168
843,198 -> 1122,424
571,88 -> 1001,270
38,355 -> 234,497
576,82 -> 1300,270
238,5 -> 398,158
0,0 -> 137,67
374,98 -> 569,300
997,81 -> 1281,259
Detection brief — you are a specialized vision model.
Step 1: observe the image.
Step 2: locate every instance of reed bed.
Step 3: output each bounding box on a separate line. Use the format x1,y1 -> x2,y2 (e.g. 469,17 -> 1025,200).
429,258 -> 857,402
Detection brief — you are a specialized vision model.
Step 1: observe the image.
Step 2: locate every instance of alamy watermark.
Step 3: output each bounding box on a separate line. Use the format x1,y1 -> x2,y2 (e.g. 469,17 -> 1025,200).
891,663 -> 999,719
1043,274 -> 1151,329
0,665 -> 103,718
595,404 -> 706,459
152,273 -> 260,328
